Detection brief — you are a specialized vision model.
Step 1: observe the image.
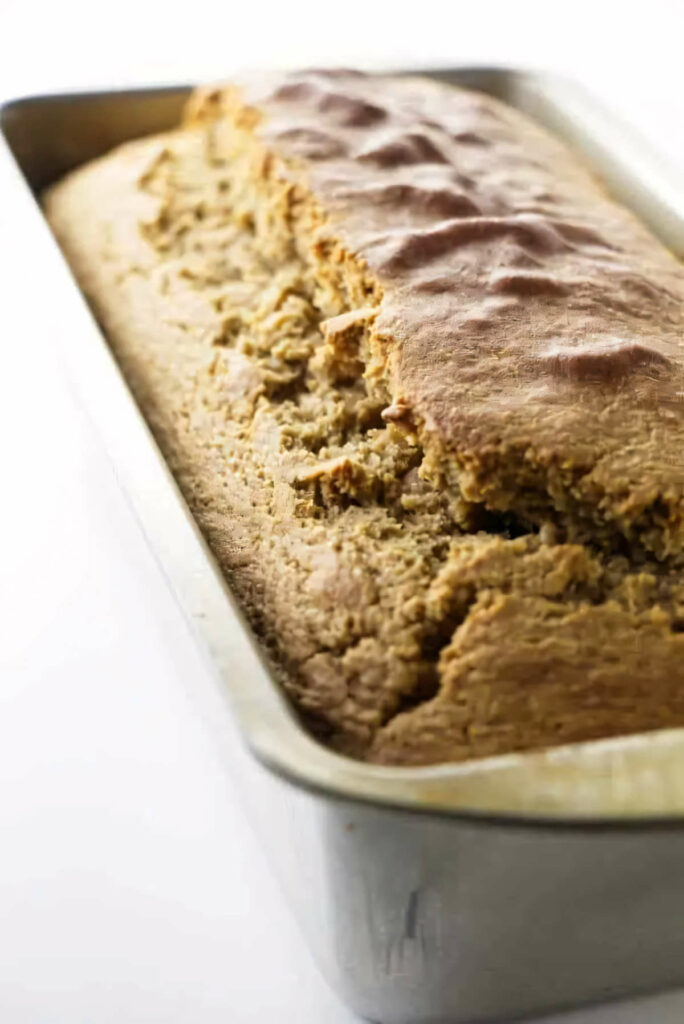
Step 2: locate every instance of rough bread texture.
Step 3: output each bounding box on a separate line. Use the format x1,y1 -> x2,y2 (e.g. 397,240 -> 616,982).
45,70 -> 684,765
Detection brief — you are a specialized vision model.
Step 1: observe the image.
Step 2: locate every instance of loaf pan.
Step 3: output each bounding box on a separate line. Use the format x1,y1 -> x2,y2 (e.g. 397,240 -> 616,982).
3,68 -> 684,1024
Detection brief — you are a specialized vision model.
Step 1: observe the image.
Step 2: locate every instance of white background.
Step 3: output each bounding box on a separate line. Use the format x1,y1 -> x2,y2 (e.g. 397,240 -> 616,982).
1,2 -> 683,1021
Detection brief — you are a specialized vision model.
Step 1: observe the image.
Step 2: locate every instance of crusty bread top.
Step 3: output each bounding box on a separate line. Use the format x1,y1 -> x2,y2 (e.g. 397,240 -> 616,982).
191,69 -> 684,559
44,71 -> 684,766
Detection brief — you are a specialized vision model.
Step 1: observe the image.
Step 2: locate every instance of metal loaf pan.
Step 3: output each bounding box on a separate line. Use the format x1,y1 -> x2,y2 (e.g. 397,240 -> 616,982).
3,68 -> 684,1024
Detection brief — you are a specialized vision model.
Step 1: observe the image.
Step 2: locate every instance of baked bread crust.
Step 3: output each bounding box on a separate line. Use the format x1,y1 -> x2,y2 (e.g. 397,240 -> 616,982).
45,70 -> 684,765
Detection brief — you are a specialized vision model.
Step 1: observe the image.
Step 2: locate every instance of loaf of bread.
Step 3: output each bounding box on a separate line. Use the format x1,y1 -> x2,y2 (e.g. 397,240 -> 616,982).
45,70 -> 684,765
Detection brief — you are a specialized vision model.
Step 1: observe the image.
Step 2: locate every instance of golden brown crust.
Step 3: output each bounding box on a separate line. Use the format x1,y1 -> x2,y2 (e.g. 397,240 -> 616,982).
371,538 -> 684,764
237,71 -> 684,558
44,70 -> 684,766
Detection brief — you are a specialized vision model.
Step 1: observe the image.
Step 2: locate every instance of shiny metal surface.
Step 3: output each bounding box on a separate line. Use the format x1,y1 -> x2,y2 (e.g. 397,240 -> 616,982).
3,69 -> 684,1022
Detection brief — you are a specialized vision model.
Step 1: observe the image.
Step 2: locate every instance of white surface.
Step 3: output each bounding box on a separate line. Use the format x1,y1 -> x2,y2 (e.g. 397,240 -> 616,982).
1,2 -> 683,1021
